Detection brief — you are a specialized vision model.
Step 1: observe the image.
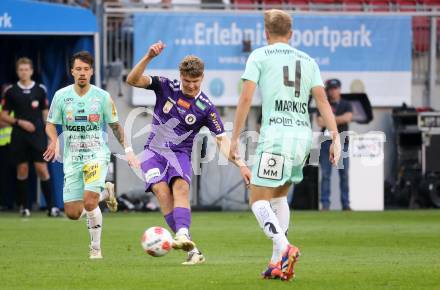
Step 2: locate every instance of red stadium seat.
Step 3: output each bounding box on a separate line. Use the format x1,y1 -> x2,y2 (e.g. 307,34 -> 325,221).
284,0 -> 310,10
394,0 -> 418,11
419,0 -> 440,5
232,0 -> 257,9
342,0 -> 365,11
312,0 -> 338,3
311,0 -> 341,10
413,16 -> 430,52
367,0 -> 391,11
263,0 -> 284,8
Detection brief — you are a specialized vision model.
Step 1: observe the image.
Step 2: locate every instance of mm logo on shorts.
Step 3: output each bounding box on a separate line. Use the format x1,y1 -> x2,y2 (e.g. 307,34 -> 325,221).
83,163 -> 101,184
257,152 -> 284,180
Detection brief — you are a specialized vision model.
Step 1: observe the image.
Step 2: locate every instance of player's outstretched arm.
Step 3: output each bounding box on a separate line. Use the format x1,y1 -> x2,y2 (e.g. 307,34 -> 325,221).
126,41 -> 166,88
312,86 -> 341,165
43,122 -> 59,162
108,122 -> 140,168
216,135 -> 251,186
230,80 -> 256,161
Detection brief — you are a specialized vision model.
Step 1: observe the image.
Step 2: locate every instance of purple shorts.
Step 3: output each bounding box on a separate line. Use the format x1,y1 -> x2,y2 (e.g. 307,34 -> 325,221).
141,148 -> 192,192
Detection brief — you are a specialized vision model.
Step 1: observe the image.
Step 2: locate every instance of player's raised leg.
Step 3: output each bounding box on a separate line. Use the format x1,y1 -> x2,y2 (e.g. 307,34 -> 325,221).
171,178 -> 205,265
152,181 -> 177,233
170,178 -> 195,252
102,182 -> 118,212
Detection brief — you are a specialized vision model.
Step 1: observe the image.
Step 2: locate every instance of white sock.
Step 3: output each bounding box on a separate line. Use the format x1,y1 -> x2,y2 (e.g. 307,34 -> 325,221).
270,197 -> 290,263
176,227 -> 189,237
99,189 -> 109,202
189,247 -> 200,255
252,200 -> 289,261
270,196 -> 290,236
86,207 -> 102,250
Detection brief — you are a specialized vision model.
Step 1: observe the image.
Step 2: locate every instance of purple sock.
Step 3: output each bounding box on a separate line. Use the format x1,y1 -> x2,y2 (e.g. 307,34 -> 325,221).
164,211 -> 176,233
173,207 -> 191,233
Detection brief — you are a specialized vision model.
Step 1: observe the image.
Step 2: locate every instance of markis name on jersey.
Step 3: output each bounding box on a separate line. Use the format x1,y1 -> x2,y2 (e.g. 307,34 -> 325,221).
274,99 -> 308,115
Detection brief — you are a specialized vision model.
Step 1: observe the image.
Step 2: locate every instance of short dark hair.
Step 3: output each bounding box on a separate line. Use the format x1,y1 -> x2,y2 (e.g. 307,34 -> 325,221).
70,51 -> 94,69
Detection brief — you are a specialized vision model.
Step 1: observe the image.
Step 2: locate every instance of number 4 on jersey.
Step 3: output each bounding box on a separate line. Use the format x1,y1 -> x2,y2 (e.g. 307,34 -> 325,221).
283,60 -> 301,98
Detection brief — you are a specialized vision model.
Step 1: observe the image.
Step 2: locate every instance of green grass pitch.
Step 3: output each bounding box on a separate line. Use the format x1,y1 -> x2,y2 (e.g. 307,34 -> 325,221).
0,210 -> 439,290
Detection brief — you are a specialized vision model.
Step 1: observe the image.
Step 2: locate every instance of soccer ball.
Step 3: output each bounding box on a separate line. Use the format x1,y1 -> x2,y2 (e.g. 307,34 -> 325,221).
141,226 -> 173,257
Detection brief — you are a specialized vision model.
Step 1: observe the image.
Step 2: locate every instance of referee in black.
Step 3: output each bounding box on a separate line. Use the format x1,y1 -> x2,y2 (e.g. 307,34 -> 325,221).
1,57 -> 60,217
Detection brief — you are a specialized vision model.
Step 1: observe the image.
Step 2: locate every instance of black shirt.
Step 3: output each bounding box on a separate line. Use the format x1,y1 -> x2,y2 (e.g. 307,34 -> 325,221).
2,82 -> 49,131
318,98 -> 353,134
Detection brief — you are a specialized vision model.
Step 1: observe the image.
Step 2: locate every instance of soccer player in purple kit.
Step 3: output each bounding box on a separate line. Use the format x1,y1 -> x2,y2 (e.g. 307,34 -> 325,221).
127,41 -> 252,265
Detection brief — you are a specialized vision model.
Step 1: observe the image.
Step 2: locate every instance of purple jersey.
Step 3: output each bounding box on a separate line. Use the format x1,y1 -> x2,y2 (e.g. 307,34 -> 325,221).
144,76 -> 225,155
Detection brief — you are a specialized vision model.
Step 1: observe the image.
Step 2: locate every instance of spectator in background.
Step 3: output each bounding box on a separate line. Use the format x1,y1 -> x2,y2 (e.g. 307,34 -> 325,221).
0,85 -> 15,210
317,79 -> 353,211
0,58 -> 61,217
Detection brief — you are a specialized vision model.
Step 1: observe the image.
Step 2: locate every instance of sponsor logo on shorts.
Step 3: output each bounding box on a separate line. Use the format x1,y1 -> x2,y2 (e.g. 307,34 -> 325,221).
83,163 -> 101,184
88,114 -> 100,122
177,98 -> 191,110
257,152 -> 284,180
185,114 -> 196,125
145,168 -> 161,183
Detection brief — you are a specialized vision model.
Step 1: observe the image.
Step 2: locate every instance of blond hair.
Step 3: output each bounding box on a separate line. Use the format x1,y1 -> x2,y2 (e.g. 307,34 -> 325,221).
16,57 -> 33,70
264,9 -> 292,37
179,55 -> 204,78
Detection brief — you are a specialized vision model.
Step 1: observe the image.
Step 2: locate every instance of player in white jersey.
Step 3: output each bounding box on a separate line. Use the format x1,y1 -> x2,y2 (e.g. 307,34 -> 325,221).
230,10 -> 341,280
